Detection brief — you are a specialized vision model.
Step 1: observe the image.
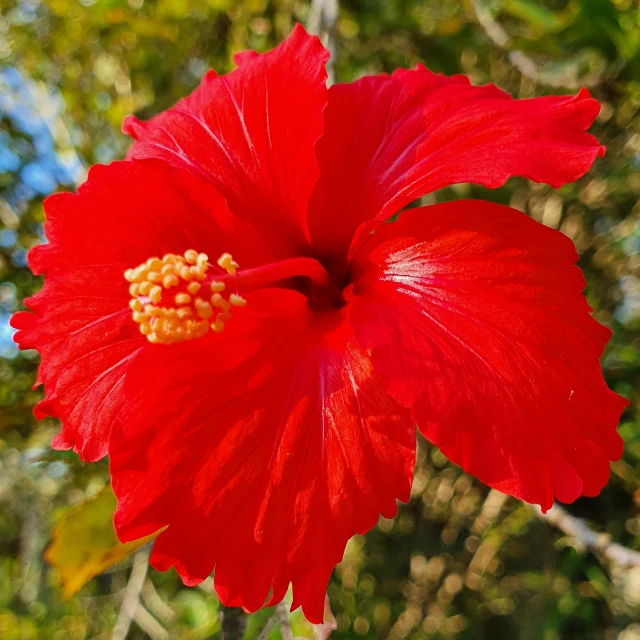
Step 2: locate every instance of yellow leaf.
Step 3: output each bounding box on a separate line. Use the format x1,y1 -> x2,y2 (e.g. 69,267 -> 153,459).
45,485 -> 158,599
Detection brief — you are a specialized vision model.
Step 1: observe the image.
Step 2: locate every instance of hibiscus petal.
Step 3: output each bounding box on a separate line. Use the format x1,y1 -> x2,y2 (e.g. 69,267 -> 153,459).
12,276 -> 141,461
110,289 -> 415,623
308,67 -> 604,268
349,200 -> 626,511
12,159 -> 272,460
123,24 -> 330,256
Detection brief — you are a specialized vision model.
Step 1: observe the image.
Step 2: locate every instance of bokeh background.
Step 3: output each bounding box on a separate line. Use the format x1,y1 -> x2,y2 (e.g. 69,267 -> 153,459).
1,0 -> 640,638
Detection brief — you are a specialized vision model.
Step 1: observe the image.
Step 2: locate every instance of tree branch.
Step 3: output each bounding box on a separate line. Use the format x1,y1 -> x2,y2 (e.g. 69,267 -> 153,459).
133,603 -> 169,640
256,611 -> 278,640
307,0 -> 338,84
314,595 -> 337,640
471,489 -> 508,536
472,0 -> 602,89
141,577 -> 176,625
276,603 -> 294,640
537,503 -> 640,568
112,548 -> 151,640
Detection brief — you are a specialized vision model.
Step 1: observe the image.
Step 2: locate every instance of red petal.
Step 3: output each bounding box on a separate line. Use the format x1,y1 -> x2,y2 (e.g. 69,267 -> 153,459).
12,278 -> 141,461
110,290 -> 415,623
12,159 -> 271,460
123,24 -> 329,256
349,200 -> 626,510
308,67 -> 604,269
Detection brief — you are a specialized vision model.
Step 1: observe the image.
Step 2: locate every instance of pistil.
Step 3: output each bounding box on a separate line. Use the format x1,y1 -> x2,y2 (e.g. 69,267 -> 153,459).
215,256 -> 331,293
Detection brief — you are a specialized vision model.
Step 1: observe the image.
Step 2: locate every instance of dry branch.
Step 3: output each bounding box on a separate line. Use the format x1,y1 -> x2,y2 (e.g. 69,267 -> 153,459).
537,503 -> 640,568
307,0 -> 338,84
472,0 -> 602,89
112,548 -> 151,640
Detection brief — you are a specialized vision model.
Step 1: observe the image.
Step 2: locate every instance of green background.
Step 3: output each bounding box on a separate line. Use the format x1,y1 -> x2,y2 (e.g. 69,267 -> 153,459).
1,0 -> 640,638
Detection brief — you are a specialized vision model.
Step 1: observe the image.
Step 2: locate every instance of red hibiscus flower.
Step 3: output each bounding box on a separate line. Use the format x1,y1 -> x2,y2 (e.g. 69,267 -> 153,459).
12,25 -> 627,622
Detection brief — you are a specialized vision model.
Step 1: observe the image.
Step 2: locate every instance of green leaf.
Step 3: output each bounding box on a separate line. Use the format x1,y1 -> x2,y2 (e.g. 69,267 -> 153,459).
501,0 -> 575,33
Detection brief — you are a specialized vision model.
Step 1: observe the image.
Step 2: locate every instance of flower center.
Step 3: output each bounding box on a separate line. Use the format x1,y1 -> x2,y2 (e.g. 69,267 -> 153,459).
125,250 -> 333,345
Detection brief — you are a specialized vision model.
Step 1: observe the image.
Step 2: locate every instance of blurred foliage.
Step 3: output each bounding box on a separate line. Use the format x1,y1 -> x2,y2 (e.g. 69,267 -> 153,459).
0,0 -> 640,638
45,485 -> 158,599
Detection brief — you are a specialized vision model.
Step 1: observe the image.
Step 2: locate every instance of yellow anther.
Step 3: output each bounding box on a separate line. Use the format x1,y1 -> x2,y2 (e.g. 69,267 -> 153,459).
149,285 -> 163,304
163,274 -> 180,289
217,252 -> 239,276
210,281 -> 225,293
195,298 -> 214,320
197,253 -> 209,268
195,322 -> 209,337
210,293 -> 227,308
211,318 -> 225,333
125,268 -> 146,283
217,253 -> 232,269
184,249 -> 199,264
164,317 -> 179,332
216,303 -> 231,316
126,249 -> 247,344
178,264 -> 194,281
